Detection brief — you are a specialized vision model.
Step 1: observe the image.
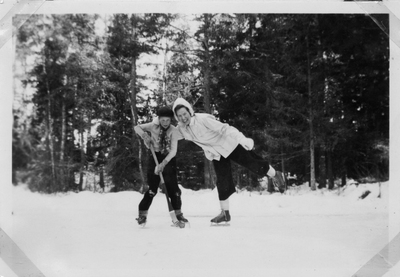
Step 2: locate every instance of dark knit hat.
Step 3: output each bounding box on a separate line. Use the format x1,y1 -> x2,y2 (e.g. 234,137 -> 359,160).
157,106 -> 174,118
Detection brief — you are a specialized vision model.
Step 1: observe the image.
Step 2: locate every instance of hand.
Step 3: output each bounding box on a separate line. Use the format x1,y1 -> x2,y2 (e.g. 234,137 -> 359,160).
154,159 -> 168,175
142,133 -> 152,148
240,137 -> 254,151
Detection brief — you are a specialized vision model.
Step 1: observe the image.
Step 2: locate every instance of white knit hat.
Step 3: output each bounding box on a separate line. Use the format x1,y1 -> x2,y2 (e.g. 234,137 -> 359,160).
172,98 -> 195,122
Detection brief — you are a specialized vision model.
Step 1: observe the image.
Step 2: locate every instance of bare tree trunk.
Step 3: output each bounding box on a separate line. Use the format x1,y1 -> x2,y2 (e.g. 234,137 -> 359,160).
162,39 -> 169,104
86,98 -> 92,159
341,158 -> 347,187
44,67 -> 56,192
202,14 -> 216,189
60,97 -> 66,162
99,165 -> 105,192
236,166 -> 240,188
78,130 -> 86,191
72,82 -> 83,192
281,149 -> 287,191
130,51 -> 146,186
130,16 -> 146,187
327,150 -> 334,189
79,128 -> 85,191
319,149 -> 327,188
78,84 -> 86,191
306,34 -> 316,191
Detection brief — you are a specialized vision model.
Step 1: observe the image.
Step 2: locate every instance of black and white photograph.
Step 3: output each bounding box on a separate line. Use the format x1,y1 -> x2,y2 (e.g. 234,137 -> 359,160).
1,0 -> 399,276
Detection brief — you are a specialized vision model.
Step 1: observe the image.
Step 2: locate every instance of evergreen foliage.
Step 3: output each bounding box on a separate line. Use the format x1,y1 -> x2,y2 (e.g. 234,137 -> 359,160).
13,13 -> 389,193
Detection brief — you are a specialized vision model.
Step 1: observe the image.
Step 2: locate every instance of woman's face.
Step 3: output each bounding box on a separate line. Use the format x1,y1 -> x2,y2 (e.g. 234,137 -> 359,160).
159,117 -> 171,129
176,107 -> 191,126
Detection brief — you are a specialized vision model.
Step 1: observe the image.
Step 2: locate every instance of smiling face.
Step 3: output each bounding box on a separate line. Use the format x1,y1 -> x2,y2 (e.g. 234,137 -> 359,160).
159,117 -> 171,129
176,107 -> 191,126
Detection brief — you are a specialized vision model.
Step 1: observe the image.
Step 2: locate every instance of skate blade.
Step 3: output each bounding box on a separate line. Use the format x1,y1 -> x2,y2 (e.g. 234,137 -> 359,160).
171,221 -> 185,228
136,218 -> 147,228
177,221 -> 190,228
210,222 -> 230,227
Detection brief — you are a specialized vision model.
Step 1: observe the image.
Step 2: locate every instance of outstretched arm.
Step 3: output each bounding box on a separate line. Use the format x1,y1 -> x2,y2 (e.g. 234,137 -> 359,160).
202,115 -> 254,150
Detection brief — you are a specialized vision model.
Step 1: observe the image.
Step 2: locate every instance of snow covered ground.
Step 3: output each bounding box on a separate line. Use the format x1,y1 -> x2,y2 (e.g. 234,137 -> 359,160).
1,181 -> 397,277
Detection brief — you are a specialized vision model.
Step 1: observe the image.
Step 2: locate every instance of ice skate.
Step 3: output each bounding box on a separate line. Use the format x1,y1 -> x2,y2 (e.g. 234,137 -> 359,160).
136,216 -> 147,227
211,210 -> 231,226
176,213 -> 189,223
176,213 -> 190,228
172,220 -> 185,228
272,171 -> 286,193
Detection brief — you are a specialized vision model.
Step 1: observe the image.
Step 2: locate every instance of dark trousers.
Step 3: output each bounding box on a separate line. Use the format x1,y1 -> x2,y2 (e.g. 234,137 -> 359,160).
138,152 -> 182,211
213,145 -> 270,201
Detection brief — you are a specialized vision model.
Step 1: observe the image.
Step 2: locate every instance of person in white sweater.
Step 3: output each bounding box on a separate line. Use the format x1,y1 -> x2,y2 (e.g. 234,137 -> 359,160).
134,106 -> 187,226
172,98 -> 285,224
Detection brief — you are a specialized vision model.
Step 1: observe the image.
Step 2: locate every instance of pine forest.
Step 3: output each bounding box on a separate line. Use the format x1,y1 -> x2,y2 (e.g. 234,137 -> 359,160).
12,13 -> 389,194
